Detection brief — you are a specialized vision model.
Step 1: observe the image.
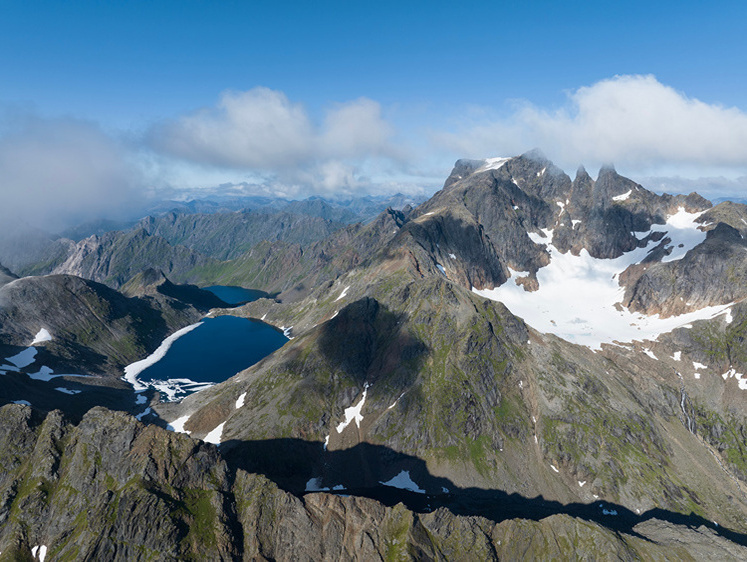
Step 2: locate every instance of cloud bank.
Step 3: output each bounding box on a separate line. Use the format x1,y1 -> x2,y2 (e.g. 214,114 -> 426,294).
436,74 -> 747,176
147,88 -> 408,197
3,75 -> 747,234
0,114 -> 141,231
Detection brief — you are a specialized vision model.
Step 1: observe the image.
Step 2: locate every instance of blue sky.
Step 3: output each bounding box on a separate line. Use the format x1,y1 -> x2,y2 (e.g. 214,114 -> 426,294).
2,0 -> 747,226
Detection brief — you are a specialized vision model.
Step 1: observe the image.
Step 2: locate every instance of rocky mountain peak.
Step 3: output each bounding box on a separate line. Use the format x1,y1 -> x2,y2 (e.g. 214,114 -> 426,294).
443,158 -> 486,188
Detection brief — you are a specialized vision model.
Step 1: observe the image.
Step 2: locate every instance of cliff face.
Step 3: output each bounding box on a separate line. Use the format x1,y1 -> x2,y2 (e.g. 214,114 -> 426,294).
1,404 -> 745,561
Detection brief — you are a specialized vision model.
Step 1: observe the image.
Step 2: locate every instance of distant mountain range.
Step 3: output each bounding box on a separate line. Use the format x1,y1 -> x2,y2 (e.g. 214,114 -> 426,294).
2,153 -> 747,558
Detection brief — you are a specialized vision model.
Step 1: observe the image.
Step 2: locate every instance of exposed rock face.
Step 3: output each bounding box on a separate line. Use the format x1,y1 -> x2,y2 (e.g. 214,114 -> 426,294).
2,404 -> 746,561
137,210 -> 347,260
51,229 -> 218,289
622,222 -> 747,316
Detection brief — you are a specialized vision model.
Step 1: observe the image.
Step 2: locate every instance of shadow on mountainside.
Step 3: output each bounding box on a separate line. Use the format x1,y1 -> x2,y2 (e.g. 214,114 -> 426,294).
220,437 -> 747,547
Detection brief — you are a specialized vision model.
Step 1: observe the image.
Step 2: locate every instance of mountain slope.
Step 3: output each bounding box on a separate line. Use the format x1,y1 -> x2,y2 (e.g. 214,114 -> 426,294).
0,273 -> 221,419
137,210 -> 348,260
1,404 -> 745,561
49,228 -> 219,289
155,153 -> 747,542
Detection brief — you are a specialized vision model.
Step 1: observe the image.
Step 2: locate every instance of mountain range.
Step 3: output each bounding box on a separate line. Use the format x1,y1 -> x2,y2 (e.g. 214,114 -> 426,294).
1,151 -> 747,559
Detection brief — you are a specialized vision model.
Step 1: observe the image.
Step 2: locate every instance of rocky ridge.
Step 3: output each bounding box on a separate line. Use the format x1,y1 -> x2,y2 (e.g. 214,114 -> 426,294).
1,404 -> 746,561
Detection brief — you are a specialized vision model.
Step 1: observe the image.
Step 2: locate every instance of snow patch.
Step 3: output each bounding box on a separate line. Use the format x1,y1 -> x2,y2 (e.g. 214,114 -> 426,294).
135,393 -> 147,405
31,328 -> 52,345
479,157 -> 511,172
671,351 -> 681,361
643,348 -> 657,360
55,387 -> 81,395
722,368 -> 747,390
474,209 -> 732,349
693,362 -> 707,370
167,415 -> 192,434
436,264 -> 446,276
12,400 -> 31,406
6,347 -> 37,368
27,366 -> 63,381
388,392 -> 405,410
204,422 -> 225,444
336,385 -> 368,433
578,480 -> 586,487
323,435 -> 329,450
136,407 -> 152,421
236,392 -> 246,409
31,545 -> 47,562
612,190 -> 632,201
380,470 -> 426,494
305,477 -> 329,492
448,253 -> 456,259
571,219 -> 582,227
550,465 -> 559,473
658,208 -> 708,263
334,286 -> 350,302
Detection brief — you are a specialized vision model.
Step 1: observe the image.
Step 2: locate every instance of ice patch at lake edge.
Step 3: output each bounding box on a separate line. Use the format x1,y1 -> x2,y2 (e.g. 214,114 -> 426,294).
124,322 -> 203,392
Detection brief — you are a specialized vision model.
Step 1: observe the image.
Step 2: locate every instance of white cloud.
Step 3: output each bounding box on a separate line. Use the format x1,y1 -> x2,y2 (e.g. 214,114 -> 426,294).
149,88 -> 400,172
435,74 -> 747,176
144,87 -> 415,196
0,114 -> 141,231
150,88 -> 315,169
320,98 -> 396,159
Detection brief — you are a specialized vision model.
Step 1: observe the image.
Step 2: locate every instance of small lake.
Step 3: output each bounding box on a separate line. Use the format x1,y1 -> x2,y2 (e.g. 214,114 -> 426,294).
204,285 -> 268,305
126,286 -> 287,401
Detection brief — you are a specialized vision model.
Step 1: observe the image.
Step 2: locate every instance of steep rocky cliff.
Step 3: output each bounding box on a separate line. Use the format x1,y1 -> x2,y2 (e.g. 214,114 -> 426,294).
1,404 -> 745,561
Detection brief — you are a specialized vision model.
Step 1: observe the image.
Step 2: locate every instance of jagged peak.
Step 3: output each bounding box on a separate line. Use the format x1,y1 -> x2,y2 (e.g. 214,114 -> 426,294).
520,148 -> 548,163
598,163 -> 617,177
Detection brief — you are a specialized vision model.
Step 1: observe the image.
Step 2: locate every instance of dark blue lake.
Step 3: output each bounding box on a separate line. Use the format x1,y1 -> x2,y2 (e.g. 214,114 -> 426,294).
204,285 -> 268,305
135,315 -> 287,401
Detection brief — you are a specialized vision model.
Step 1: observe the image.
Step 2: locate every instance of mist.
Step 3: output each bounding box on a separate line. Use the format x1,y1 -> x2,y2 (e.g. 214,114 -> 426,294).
0,113 -> 144,234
